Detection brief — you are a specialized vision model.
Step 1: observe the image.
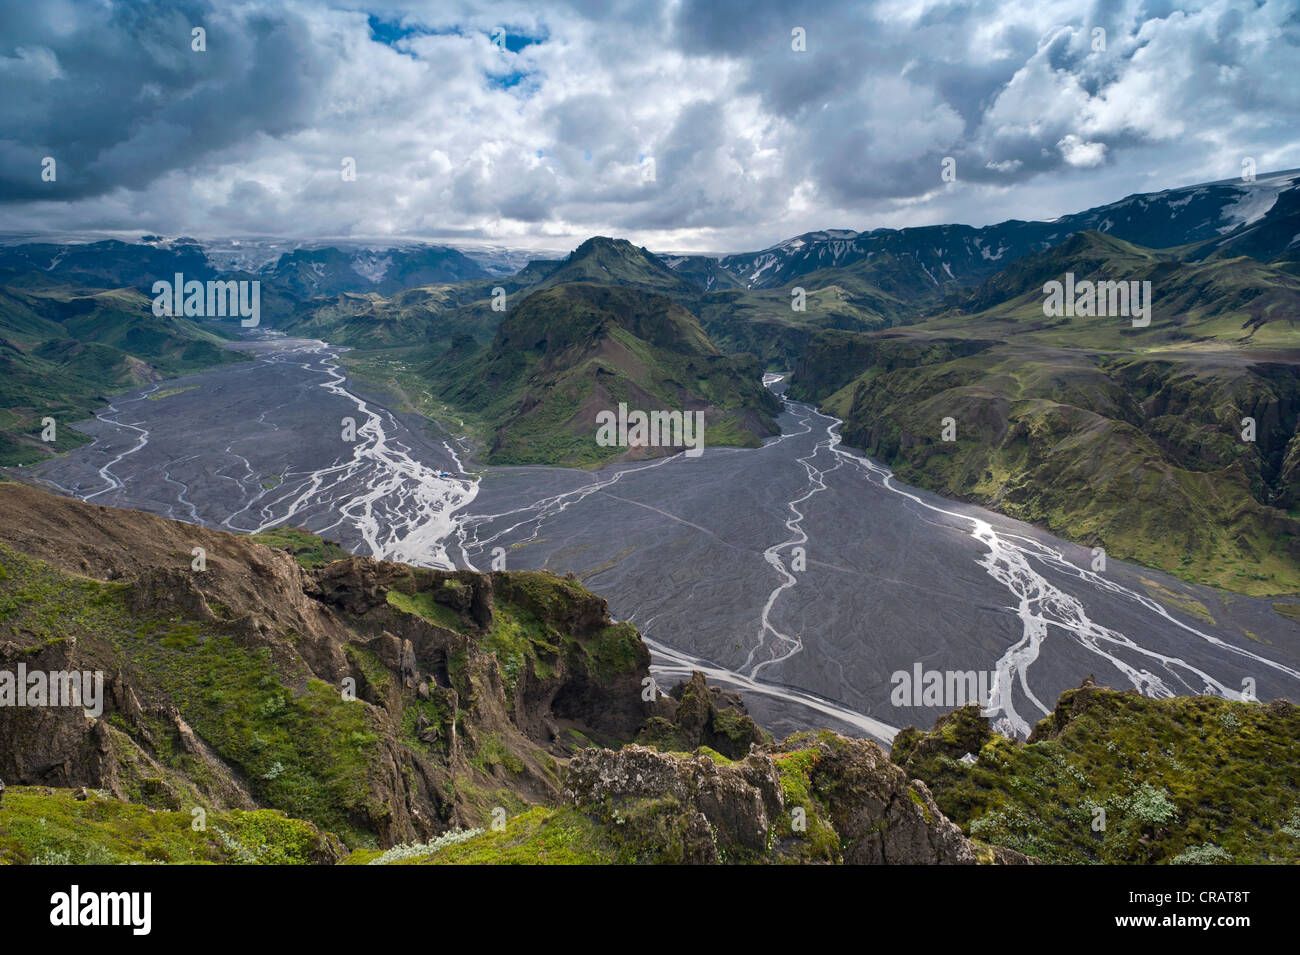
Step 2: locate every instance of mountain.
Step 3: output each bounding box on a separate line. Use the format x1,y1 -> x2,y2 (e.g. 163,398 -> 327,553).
264,245 -> 489,298
788,231 -> 1300,596
0,236 -> 493,301
536,237 -> 703,302
936,230 -> 1300,349
434,281 -> 780,466
0,281 -> 246,465
696,249 -> 950,365
275,257 -> 572,352
695,169 -> 1300,293
659,253 -> 744,292
0,238 -> 216,290
664,170 -> 1300,370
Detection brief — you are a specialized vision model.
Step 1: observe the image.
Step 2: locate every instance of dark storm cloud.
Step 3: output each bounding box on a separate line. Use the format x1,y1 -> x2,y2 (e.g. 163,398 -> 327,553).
0,0 -> 1296,250
0,1 -> 330,202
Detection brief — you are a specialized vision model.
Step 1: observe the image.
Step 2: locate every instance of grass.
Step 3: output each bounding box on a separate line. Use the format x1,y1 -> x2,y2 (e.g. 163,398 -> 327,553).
0,541 -> 386,847
251,526 -> 349,569
0,786 -> 333,865
413,806 -> 624,864
148,385 -> 199,401
385,586 -> 465,632
895,688 -> 1300,864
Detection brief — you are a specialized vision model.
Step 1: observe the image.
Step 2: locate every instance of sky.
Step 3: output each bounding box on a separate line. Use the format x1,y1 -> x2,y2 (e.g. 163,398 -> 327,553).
1,0 -> 1297,253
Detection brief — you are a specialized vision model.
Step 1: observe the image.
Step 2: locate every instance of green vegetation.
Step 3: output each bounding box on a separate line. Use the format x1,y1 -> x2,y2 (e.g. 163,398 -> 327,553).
148,385 -> 199,401
385,586 -> 465,632
252,526 -> 349,568
415,807 -> 624,864
435,282 -> 779,466
0,786 -> 336,865
0,282 -> 246,465
770,743 -> 840,861
0,541 -> 385,846
893,687 -> 1300,864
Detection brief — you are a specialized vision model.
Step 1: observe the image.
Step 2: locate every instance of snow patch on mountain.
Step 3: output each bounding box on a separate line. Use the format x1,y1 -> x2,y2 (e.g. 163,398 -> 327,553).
351,252 -> 392,283
1216,175 -> 1300,233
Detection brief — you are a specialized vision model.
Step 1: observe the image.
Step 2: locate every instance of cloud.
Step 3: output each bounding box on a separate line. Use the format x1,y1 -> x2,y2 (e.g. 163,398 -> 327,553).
0,0 -> 1296,252
1058,134 -> 1108,167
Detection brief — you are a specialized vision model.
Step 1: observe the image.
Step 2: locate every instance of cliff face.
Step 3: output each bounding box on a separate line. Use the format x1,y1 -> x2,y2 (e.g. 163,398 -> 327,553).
0,481 -> 670,847
0,481 -> 1017,864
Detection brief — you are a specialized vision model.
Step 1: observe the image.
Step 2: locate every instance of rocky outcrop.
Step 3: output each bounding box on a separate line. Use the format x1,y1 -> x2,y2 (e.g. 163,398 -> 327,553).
891,702 -> 993,772
636,671 -> 767,759
0,483 -> 659,848
566,732 -> 1031,865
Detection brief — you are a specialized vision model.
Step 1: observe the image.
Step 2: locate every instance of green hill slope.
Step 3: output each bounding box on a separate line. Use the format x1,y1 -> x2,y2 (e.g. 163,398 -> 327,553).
893,680 -> 1300,864
0,280 -> 246,465
435,282 -> 780,466
789,233 -> 1300,596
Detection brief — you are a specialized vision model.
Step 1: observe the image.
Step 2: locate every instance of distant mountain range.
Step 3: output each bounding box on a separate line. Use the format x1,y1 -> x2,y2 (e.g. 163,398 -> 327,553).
710,168 -> 1300,291
4,168 -> 1296,302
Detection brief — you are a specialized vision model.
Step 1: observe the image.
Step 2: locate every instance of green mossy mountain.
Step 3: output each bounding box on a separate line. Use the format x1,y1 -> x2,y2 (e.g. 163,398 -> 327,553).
789,232 -> 1300,596
434,281 -> 780,466
536,237 -> 702,303
0,280 -> 247,466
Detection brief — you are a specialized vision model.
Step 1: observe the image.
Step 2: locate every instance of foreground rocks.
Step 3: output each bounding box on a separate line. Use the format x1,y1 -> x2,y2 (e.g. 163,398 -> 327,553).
566,733 -> 1033,864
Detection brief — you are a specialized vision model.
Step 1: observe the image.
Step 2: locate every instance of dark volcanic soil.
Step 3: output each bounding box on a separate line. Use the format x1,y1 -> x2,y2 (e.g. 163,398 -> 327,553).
23,336 -> 1300,742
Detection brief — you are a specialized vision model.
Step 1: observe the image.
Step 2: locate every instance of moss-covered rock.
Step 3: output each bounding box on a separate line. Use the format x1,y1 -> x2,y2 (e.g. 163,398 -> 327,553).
894,678 -> 1300,864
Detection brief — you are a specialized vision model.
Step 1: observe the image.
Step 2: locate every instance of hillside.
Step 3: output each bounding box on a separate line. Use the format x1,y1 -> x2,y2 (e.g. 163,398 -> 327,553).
788,230 -> 1300,597
893,679 -> 1300,864
0,481 -> 1023,865
932,230 -> 1300,350
697,251 -> 943,366
0,280 -> 247,466
434,282 -> 780,466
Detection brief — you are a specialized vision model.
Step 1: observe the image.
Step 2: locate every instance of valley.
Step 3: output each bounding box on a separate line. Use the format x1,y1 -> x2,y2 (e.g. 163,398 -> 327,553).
26,333 -> 1300,742
5,167 -> 1300,868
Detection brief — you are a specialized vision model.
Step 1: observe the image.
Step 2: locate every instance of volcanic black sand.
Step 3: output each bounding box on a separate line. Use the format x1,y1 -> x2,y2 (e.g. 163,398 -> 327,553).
24,335 -> 1300,743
